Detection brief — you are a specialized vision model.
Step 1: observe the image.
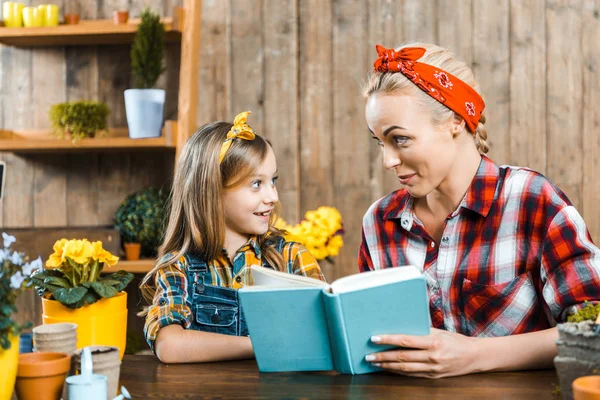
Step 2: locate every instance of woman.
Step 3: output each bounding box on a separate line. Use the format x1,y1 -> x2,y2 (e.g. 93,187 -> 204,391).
359,43 -> 600,378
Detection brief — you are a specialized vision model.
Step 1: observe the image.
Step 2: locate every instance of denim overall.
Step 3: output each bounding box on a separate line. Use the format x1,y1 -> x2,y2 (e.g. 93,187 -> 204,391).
183,238 -> 286,337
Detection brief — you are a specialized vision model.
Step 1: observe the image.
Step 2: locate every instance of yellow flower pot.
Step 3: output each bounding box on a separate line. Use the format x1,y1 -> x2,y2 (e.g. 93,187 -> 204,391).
0,334 -> 19,400
41,292 -> 128,360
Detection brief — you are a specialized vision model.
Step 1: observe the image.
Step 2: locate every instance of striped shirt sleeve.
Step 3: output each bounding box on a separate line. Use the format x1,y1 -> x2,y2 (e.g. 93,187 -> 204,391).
143,258 -> 193,352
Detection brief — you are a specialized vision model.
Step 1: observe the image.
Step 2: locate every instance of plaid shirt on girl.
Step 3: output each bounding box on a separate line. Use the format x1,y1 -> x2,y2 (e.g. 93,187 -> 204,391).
144,237 -> 324,350
359,155 -> 600,336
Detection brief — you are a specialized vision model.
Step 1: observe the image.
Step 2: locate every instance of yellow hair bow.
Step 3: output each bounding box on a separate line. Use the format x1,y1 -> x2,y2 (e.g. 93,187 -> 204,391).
219,111 -> 256,163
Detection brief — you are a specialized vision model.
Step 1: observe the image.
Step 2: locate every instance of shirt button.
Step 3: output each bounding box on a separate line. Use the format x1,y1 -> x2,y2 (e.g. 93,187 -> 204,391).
235,276 -> 242,283
158,298 -> 167,306
211,313 -> 221,324
442,236 -> 449,243
401,219 -> 408,227
430,241 -> 435,248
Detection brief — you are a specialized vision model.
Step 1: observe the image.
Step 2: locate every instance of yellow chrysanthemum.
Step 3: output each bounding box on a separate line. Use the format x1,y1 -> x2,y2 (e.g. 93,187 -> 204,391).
91,241 -> 119,267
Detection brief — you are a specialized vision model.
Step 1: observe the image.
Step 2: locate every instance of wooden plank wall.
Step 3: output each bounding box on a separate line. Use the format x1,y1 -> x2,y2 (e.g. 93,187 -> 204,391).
197,0 -> 600,282
0,0 -> 182,325
1,0 -> 599,288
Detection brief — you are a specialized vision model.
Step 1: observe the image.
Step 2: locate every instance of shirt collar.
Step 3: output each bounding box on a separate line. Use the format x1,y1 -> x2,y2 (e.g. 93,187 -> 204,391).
459,155 -> 499,217
384,155 -> 498,220
227,235 -> 262,259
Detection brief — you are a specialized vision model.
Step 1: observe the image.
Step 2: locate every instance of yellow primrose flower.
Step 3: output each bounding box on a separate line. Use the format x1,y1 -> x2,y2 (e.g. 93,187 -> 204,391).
46,238 -> 69,268
63,239 -> 94,264
275,206 -> 344,261
91,241 -> 119,267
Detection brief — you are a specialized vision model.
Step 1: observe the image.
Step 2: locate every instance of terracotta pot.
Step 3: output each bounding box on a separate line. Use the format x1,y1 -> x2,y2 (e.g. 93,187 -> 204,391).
113,10 -> 129,24
64,13 -> 80,25
42,292 -> 128,360
15,352 -> 71,400
124,242 -> 141,261
554,321 -> 600,400
0,334 -> 19,400
573,375 -> 600,400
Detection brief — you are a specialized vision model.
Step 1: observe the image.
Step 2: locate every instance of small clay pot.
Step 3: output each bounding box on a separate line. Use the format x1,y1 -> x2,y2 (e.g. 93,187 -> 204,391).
64,13 -> 80,25
16,352 -> 71,400
124,242 -> 141,261
573,375 -> 600,400
113,10 -> 129,24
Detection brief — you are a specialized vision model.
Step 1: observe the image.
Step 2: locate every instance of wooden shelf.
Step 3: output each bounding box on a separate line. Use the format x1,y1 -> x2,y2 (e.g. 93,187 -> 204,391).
111,259 -> 156,274
0,120 -> 177,153
0,18 -> 181,47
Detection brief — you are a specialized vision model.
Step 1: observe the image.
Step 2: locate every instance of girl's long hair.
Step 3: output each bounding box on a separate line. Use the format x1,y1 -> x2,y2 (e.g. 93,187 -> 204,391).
139,121 -> 285,305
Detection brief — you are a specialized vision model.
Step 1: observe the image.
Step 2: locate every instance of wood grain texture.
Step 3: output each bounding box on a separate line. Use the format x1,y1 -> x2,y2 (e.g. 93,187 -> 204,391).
229,0 -> 263,133
119,356 -> 558,400
196,0 -> 230,125
546,0 -> 583,210
582,0 -> 600,242
437,0 -> 473,65
299,0 -> 334,214
509,0 -> 546,174
176,0 -> 201,160
473,0 -> 510,166
263,0 -> 299,223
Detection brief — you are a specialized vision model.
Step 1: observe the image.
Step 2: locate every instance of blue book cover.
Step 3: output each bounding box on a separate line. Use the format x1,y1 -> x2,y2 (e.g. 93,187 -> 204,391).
238,265 -> 430,374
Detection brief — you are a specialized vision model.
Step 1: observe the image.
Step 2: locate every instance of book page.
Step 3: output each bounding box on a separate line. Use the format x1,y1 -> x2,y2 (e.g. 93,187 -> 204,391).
330,265 -> 421,294
248,265 -> 329,289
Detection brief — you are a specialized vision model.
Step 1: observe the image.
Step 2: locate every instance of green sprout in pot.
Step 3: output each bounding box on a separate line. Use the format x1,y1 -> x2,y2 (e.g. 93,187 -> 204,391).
49,101 -> 110,143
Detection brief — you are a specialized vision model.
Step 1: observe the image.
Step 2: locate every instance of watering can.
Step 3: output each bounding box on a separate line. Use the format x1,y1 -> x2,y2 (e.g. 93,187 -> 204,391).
66,347 -> 132,400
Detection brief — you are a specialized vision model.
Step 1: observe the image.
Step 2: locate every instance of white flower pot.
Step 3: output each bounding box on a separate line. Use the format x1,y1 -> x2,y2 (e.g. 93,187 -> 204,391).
124,88 -> 165,139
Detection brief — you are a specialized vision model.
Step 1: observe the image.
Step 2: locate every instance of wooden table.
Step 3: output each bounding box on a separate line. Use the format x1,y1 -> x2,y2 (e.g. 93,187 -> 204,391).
119,355 -> 560,399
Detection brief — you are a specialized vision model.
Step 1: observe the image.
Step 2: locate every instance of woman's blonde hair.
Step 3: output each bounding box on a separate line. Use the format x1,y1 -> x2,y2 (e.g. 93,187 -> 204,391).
139,121 -> 285,304
363,42 -> 489,153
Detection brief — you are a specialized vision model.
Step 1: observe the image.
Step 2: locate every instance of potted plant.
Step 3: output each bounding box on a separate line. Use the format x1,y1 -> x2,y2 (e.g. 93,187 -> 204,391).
275,206 -> 345,263
114,187 -> 168,260
0,233 -> 41,400
124,8 -> 166,139
554,302 -> 600,400
49,101 -> 110,143
28,239 -> 133,360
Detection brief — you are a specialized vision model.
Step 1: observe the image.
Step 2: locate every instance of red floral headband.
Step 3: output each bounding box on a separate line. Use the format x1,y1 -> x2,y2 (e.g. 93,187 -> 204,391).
373,45 -> 485,133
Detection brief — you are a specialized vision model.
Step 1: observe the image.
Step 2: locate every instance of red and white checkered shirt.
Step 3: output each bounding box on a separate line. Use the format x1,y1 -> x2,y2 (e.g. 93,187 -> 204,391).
359,155 -> 600,337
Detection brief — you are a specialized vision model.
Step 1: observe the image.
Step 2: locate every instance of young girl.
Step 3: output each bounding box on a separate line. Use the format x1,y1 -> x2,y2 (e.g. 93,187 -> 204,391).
360,43 -> 600,377
140,112 -> 325,364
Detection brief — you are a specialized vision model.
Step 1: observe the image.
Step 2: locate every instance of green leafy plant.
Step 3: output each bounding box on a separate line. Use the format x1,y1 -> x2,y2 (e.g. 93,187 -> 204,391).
567,301 -> 600,322
131,8 -> 165,88
0,233 -> 41,350
114,188 -> 168,257
49,101 -> 110,142
28,239 -> 133,310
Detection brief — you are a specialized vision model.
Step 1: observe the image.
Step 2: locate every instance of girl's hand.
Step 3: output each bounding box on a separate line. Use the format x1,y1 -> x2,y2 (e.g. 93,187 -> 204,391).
365,328 -> 480,378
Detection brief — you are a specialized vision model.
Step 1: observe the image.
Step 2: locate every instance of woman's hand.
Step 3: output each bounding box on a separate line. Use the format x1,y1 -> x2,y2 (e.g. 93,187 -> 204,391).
365,328 -> 481,378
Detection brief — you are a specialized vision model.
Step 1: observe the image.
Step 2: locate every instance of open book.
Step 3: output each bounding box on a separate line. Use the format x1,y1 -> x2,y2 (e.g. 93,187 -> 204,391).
238,265 -> 430,374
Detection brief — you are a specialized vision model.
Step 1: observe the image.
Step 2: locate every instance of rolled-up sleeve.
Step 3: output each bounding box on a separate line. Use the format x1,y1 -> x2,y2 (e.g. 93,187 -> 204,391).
143,258 -> 192,352
541,205 -> 600,322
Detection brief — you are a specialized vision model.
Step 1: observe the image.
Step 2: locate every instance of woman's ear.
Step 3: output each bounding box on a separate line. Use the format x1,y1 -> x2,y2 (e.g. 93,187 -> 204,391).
450,114 -> 466,137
